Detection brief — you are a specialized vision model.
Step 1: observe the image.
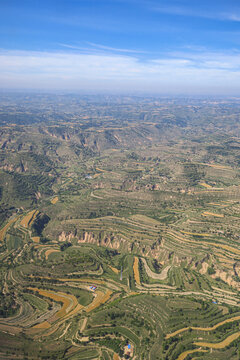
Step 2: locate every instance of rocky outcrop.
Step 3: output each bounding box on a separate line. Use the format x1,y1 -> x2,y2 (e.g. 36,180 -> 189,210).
78,231 -> 121,250
58,231 -> 75,242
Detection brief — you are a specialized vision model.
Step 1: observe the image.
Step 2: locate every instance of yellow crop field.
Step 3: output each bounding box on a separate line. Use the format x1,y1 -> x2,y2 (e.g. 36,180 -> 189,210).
180,231 -> 211,237
209,164 -> 229,169
28,288 -> 78,320
177,349 -> 208,360
166,315 -> 240,339
113,354 -> 120,360
33,321 -> 51,329
92,173 -> 101,178
165,327 -> 189,339
86,291 -> 104,313
202,211 -> 224,218
109,265 -> 119,274
29,210 -> 39,227
200,182 -> 212,189
0,216 -> 19,242
55,294 -> 78,319
45,249 -> 60,260
192,315 -> 240,332
209,203 -> 228,207
194,331 -> 240,349
96,168 -> 105,172
20,210 -> 39,228
200,163 -> 232,170
51,196 -> 59,204
32,236 -> 40,243
86,290 -> 112,313
133,257 -> 141,285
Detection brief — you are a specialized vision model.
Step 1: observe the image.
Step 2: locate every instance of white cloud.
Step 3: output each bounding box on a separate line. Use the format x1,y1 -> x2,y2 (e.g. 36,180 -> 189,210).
59,42 -> 147,55
219,13 -> 240,22
152,5 -> 240,22
1,49 -> 240,94
86,42 -> 147,54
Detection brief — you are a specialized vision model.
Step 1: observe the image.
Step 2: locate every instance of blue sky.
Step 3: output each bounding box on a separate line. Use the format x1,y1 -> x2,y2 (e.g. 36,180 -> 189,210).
1,0 -> 240,94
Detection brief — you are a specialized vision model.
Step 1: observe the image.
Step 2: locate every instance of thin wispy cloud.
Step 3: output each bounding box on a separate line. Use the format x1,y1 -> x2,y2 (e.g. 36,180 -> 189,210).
1,49 -> 240,94
86,42 -> 147,54
59,42 -> 147,55
225,13 -> 240,22
59,44 -> 88,51
152,5 -> 240,22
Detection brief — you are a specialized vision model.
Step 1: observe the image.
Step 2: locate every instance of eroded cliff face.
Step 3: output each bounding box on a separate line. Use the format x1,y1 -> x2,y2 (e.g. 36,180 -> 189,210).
56,229 -> 240,290
59,231 -> 123,250
57,230 -> 195,266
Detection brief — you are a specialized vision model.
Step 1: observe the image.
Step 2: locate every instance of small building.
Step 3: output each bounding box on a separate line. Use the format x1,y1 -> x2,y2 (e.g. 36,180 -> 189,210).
89,285 -> 97,291
124,343 -> 133,358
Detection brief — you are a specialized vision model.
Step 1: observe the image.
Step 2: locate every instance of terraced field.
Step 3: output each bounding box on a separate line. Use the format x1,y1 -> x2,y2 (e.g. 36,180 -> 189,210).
133,257 -> 141,285
1,96 -> 240,359
194,332 -> 240,349
0,216 -> 19,241
28,288 -> 79,320
20,210 -> 39,228
1,185 -> 240,359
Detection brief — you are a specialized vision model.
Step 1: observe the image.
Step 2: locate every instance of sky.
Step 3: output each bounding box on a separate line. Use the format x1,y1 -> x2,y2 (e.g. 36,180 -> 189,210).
1,0 -> 240,95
